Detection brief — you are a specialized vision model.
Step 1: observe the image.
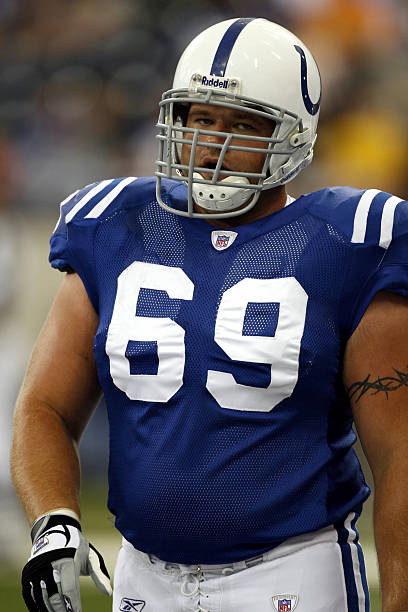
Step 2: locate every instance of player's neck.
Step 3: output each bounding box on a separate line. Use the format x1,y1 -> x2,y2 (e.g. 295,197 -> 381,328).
197,185 -> 287,229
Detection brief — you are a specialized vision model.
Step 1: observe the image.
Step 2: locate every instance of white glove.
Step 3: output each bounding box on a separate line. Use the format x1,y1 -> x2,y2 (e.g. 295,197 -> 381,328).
22,511 -> 112,612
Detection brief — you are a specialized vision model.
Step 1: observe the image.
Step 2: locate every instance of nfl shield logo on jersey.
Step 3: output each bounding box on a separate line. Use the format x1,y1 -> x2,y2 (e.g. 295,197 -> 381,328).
119,598 -> 145,611
216,235 -> 229,248
271,594 -> 299,611
211,230 -> 238,251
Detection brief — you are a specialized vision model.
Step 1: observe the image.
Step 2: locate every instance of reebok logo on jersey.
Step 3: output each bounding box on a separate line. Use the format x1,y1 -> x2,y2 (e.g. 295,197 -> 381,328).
119,598 -> 146,611
271,594 -> 299,611
211,230 -> 238,251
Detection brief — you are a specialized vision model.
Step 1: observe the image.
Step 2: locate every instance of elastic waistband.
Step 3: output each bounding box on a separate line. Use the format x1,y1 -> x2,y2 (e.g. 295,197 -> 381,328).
122,539 -> 265,575
121,522 -> 341,576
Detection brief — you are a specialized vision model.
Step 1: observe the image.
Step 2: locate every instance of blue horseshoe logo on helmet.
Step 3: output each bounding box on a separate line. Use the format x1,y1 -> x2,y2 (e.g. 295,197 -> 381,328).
294,45 -> 321,116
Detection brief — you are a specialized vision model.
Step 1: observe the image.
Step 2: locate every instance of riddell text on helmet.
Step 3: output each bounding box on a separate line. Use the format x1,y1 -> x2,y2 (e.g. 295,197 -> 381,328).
201,76 -> 229,88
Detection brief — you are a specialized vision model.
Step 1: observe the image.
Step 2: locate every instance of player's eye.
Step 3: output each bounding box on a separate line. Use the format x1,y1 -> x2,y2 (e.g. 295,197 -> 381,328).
234,121 -> 257,132
237,121 -> 258,131
192,117 -> 213,126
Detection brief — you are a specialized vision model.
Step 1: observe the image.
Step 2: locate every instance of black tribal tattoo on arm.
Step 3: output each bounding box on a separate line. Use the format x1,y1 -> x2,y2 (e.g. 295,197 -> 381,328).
348,366 -> 408,403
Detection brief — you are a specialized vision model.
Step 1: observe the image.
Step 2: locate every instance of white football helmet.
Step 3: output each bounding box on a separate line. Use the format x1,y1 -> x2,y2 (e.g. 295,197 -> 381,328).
156,17 -> 321,218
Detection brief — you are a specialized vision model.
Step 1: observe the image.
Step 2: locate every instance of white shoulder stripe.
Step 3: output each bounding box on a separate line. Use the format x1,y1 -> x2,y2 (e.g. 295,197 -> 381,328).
379,195 -> 403,249
53,188 -> 80,232
351,189 -> 380,244
65,179 -> 115,224
85,177 -> 138,219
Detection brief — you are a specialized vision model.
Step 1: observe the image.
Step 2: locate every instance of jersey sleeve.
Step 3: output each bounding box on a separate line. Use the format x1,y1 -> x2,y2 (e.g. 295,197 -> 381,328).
345,198 -> 408,336
49,176 -> 141,312
50,183 -> 103,311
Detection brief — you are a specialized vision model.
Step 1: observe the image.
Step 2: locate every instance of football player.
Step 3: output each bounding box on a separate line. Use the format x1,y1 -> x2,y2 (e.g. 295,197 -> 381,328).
11,17 -> 408,612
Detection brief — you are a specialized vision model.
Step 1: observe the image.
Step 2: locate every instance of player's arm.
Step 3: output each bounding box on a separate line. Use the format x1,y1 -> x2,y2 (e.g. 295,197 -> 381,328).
11,271 -> 101,521
11,271 -> 111,612
344,290 -> 408,612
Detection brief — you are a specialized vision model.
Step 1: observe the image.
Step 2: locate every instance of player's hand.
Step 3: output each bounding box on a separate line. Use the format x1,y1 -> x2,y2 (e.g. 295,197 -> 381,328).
21,512 -> 112,612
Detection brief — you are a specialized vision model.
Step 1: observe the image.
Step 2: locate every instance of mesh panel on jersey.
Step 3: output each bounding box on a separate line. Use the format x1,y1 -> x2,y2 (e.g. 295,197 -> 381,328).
93,201 -> 365,563
139,201 -> 185,266
126,340 -> 158,375
136,288 -> 182,320
243,302 -> 280,337
216,218 -> 310,310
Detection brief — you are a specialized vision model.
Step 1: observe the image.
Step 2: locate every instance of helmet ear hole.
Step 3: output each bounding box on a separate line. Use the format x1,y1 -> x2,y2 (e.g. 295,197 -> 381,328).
173,103 -> 190,127
171,104 -> 190,165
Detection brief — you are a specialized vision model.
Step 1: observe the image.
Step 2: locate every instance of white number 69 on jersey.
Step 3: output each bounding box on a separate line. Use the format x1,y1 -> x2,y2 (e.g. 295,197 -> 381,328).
106,262 -> 308,412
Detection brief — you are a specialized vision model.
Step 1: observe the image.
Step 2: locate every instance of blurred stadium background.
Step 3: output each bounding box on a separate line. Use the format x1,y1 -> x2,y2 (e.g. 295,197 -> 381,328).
1,0 -> 407,609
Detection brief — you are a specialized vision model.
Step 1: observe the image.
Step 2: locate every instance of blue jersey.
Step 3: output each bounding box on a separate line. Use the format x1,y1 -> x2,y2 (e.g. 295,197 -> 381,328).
50,178 -> 408,564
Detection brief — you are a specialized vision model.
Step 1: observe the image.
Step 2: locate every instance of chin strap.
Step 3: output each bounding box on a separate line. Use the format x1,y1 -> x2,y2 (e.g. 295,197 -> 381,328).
192,173 -> 255,211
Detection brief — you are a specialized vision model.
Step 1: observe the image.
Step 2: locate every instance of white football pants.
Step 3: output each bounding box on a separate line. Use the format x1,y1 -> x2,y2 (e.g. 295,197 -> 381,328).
113,513 -> 369,612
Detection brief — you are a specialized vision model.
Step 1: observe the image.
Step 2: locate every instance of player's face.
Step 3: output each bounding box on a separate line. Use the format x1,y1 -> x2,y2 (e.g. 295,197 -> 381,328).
181,103 -> 276,183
